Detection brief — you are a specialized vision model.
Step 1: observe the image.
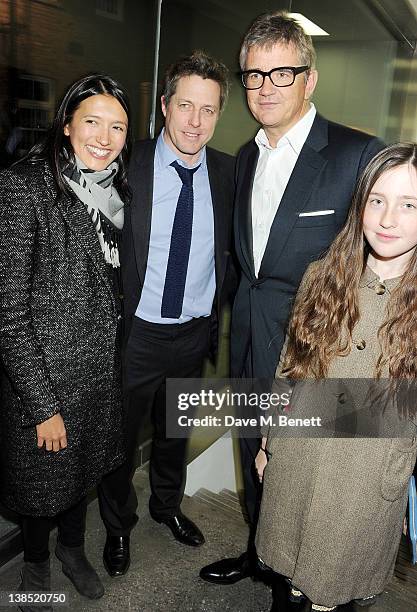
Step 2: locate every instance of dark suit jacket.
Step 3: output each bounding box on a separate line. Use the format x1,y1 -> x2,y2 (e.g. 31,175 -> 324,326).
122,138 -> 235,359
231,113 -> 385,378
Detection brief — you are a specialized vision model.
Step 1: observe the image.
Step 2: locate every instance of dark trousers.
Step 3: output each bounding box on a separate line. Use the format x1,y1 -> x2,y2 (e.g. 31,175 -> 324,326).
239,435 -> 263,569
237,349 -> 264,566
239,348 -> 263,527
239,436 -> 262,526
21,497 -> 87,563
99,315 -> 210,536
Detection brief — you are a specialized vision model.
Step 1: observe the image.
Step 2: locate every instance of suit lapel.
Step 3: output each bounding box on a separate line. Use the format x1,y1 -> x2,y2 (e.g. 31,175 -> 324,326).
207,149 -> 227,297
43,165 -> 114,303
259,114 -> 329,277
236,142 -> 258,278
129,140 -> 156,285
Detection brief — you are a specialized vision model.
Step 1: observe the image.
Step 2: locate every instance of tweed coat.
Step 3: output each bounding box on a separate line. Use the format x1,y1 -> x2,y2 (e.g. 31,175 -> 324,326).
0,160 -> 125,517
256,264 -> 417,608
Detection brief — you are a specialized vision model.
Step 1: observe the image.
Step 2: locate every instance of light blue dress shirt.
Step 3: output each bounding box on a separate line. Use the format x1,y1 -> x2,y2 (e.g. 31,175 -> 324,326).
135,131 -> 215,324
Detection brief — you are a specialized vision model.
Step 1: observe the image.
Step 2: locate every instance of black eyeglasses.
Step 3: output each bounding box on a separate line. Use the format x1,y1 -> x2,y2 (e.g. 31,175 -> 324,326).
240,66 -> 309,89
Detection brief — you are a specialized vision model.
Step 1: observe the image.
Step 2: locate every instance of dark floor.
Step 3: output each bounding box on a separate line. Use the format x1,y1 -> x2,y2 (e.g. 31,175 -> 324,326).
0,467 -> 417,612
0,470 -> 271,612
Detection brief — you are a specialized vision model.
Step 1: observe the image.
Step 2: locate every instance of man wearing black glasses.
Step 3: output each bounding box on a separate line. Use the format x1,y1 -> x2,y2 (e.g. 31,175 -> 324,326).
200,10 -> 384,588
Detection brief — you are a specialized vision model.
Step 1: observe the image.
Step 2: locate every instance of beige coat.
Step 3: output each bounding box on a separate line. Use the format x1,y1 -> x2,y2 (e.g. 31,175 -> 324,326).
256,265 -> 417,608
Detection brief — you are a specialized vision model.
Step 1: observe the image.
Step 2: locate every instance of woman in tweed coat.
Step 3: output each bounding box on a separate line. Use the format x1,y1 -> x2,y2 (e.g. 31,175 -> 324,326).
255,143 -> 417,611
0,74 -> 131,608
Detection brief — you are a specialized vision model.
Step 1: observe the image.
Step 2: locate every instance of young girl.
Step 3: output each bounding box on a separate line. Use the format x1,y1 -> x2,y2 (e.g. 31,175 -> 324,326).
255,142 -> 417,611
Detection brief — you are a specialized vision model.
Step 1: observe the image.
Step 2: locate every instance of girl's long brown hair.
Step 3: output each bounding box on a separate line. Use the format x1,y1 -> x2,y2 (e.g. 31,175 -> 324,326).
283,142 -> 417,380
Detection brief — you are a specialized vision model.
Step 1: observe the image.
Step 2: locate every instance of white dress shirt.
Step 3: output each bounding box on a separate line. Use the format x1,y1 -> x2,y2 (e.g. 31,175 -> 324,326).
251,103 -> 316,277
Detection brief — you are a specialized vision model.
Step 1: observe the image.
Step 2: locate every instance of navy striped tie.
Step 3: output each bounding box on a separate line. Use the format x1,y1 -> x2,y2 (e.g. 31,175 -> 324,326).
161,160 -> 200,318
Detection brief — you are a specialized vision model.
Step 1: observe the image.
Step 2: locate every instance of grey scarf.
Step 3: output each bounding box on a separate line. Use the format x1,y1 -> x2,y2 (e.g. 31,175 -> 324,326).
63,156 -> 124,267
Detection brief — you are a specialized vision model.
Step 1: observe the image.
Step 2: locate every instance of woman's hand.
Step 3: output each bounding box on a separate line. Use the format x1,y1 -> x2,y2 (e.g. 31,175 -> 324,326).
36,413 -> 67,452
255,437 -> 269,483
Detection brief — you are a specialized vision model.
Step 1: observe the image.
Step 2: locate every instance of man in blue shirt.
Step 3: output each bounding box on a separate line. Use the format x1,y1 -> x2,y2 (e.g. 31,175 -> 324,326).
99,51 -> 235,577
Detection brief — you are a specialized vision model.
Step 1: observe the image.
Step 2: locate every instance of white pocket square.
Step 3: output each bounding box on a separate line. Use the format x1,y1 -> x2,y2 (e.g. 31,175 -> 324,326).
298,210 -> 335,217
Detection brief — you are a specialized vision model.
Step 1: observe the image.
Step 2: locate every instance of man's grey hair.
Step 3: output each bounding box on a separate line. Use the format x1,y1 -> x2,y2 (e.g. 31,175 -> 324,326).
240,11 -> 316,72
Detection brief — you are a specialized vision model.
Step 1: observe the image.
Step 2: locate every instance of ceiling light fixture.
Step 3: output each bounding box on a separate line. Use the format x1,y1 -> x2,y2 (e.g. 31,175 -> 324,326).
288,12 -> 329,36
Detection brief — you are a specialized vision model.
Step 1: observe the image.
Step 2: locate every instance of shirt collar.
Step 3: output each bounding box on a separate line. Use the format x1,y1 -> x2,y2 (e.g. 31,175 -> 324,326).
359,264 -> 402,293
255,103 -> 316,154
156,129 -> 207,171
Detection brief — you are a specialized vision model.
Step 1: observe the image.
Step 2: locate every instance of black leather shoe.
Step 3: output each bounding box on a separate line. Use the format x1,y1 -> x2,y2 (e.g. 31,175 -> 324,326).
153,512 -> 205,546
199,552 -> 251,584
103,535 -> 130,577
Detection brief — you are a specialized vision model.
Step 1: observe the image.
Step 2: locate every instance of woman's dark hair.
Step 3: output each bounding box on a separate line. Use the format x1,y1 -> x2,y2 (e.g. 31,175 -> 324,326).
26,73 -> 132,200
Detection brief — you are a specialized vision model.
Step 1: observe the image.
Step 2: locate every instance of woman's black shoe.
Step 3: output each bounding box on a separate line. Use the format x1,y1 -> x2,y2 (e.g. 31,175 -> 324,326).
55,541 -> 104,599
18,559 -> 52,612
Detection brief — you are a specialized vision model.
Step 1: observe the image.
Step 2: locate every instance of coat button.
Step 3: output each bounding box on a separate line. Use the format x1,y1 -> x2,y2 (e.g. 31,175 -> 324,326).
356,339 -> 366,350
374,282 -> 386,295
